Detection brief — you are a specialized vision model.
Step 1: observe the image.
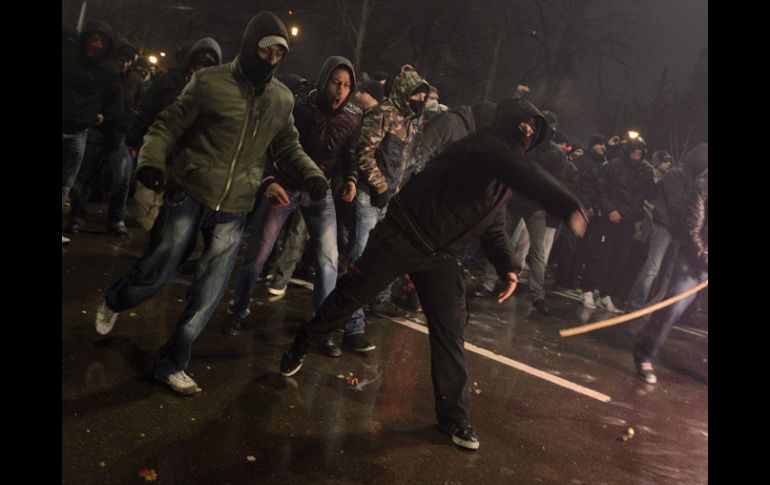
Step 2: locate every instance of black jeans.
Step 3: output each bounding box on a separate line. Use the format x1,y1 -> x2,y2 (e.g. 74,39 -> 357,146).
299,218 -> 472,424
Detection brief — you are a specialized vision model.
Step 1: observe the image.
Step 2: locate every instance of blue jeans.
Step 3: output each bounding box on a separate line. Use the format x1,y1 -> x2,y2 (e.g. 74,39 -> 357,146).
69,130 -> 133,224
230,188 -> 338,317
627,222 -> 680,311
634,256 -> 707,362
105,191 -> 247,376
344,189 -> 388,334
62,130 -> 88,209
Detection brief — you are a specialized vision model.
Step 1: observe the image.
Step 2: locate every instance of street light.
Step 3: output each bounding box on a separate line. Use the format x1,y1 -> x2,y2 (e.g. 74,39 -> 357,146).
627,130 -> 640,140
148,55 -> 158,64
160,52 -> 166,57
290,26 -> 299,37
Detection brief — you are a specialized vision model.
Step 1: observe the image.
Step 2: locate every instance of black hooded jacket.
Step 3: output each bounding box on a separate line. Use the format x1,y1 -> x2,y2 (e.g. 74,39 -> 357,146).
684,167 -> 708,270
262,56 -> 361,189
412,103 -> 496,172
126,37 -> 222,146
654,143 -> 709,236
572,149 -> 607,210
99,39 -> 142,133
61,20 -> 117,130
387,97 -> 583,277
598,153 -> 656,222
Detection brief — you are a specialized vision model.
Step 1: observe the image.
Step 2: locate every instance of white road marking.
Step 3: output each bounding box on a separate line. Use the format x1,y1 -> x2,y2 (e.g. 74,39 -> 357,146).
382,315 -> 612,403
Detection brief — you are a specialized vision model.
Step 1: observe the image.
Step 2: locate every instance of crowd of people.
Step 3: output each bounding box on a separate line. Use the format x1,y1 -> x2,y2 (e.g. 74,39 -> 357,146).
62,11 -> 708,451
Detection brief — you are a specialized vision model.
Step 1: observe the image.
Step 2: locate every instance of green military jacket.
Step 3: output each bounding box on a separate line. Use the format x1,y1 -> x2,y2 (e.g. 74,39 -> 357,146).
138,58 -> 323,213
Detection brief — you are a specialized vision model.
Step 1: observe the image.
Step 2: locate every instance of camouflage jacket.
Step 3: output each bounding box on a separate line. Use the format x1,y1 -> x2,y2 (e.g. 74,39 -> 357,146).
355,67 -> 428,198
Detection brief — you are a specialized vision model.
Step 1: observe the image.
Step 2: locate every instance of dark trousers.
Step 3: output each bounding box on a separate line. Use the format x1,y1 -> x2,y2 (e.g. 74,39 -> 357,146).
598,220 -> 636,300
634,256 -> 707,362
574,220 -> 606,291
300,218 -> 471,424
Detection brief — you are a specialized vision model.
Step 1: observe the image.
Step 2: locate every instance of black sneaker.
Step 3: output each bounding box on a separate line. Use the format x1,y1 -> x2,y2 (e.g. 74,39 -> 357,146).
342,333 -> 376,353
532,298 -> 551,315
369,300 -> 408,318
267,277 -> 289,296
437,420 -> 480,450
222,314 -> 243,336
280,341 -> 307,377
64,221 -> 82,234
107,221 -> 129,237
312,336 -> 342,358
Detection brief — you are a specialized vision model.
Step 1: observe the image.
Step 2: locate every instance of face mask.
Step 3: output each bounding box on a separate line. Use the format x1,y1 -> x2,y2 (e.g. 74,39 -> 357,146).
409,99 -> 425,117
241,54 -> 277,86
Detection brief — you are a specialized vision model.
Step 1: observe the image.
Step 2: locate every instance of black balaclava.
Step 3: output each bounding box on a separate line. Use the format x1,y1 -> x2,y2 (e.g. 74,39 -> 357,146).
490,96 -> 548,153
238,11 -> 289,87
408,84 -> 430,117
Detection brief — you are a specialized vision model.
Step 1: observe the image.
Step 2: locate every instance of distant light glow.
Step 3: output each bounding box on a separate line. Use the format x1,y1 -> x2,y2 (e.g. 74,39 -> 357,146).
288,9 -> 294,16
160,52 -> 166,57
627,130 -> 640,139
290,26 -> 299,37
148,55 -> 158,64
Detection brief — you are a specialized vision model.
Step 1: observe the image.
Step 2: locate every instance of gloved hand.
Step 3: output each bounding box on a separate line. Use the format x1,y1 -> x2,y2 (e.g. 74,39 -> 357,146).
136,166 -> 166,193
303,176 -> 329,202
373,190 -> 391,209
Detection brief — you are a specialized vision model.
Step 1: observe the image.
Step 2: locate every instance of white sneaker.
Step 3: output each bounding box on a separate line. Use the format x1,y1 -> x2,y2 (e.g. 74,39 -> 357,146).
599,295 -> 622,313
62,236 -> 70,245
581,290 -> 596,309
154,370 -> 202,395
95,300 -> 119,335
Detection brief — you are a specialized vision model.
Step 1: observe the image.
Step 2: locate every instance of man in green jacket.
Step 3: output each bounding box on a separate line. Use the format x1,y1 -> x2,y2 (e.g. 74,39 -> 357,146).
93,11 -> 327,396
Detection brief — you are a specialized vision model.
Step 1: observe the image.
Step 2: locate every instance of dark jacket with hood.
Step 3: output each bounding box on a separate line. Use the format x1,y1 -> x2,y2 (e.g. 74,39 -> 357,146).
655,143 -> 708,236
99,39 -> 143,133
137,12 -> 323,213
598,152 -> 656,223
355,67 -> 429,199
572,149 -> 607,210
412,102 -> 496,172
262,56 -> 361,190
684,166 -> 708,270
387,97 -> 584,278
62,20 -> 117,131
126,37 -> 222,147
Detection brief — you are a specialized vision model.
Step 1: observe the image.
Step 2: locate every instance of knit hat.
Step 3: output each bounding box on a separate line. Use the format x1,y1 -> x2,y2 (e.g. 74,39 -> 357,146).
588,133 -> 607,147
359,76 -> 384,103
258,35 -> 289,52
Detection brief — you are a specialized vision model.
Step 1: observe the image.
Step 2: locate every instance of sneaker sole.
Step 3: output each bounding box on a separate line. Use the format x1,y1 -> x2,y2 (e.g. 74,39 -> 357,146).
267,287 -> 287,296
280,360 -> 304,377
451,435 -> 480,450
437,424 -> 480,451
348,345 -> 376,353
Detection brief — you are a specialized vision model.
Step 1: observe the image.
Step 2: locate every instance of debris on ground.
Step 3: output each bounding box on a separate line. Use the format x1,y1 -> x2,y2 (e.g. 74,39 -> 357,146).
138,468 -> 158,481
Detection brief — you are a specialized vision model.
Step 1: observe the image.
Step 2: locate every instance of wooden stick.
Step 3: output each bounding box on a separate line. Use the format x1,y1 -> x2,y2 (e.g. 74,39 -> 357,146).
559,280 -> 708,337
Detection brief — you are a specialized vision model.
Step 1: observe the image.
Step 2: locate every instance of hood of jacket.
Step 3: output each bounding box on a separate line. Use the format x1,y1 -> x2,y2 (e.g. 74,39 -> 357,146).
489,96 -> 548,153
313,55 -> 357,113
237,11 -> 288,86
388,67 -> 429,118
78,20 -> 116,63
184,37 -> 223,70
